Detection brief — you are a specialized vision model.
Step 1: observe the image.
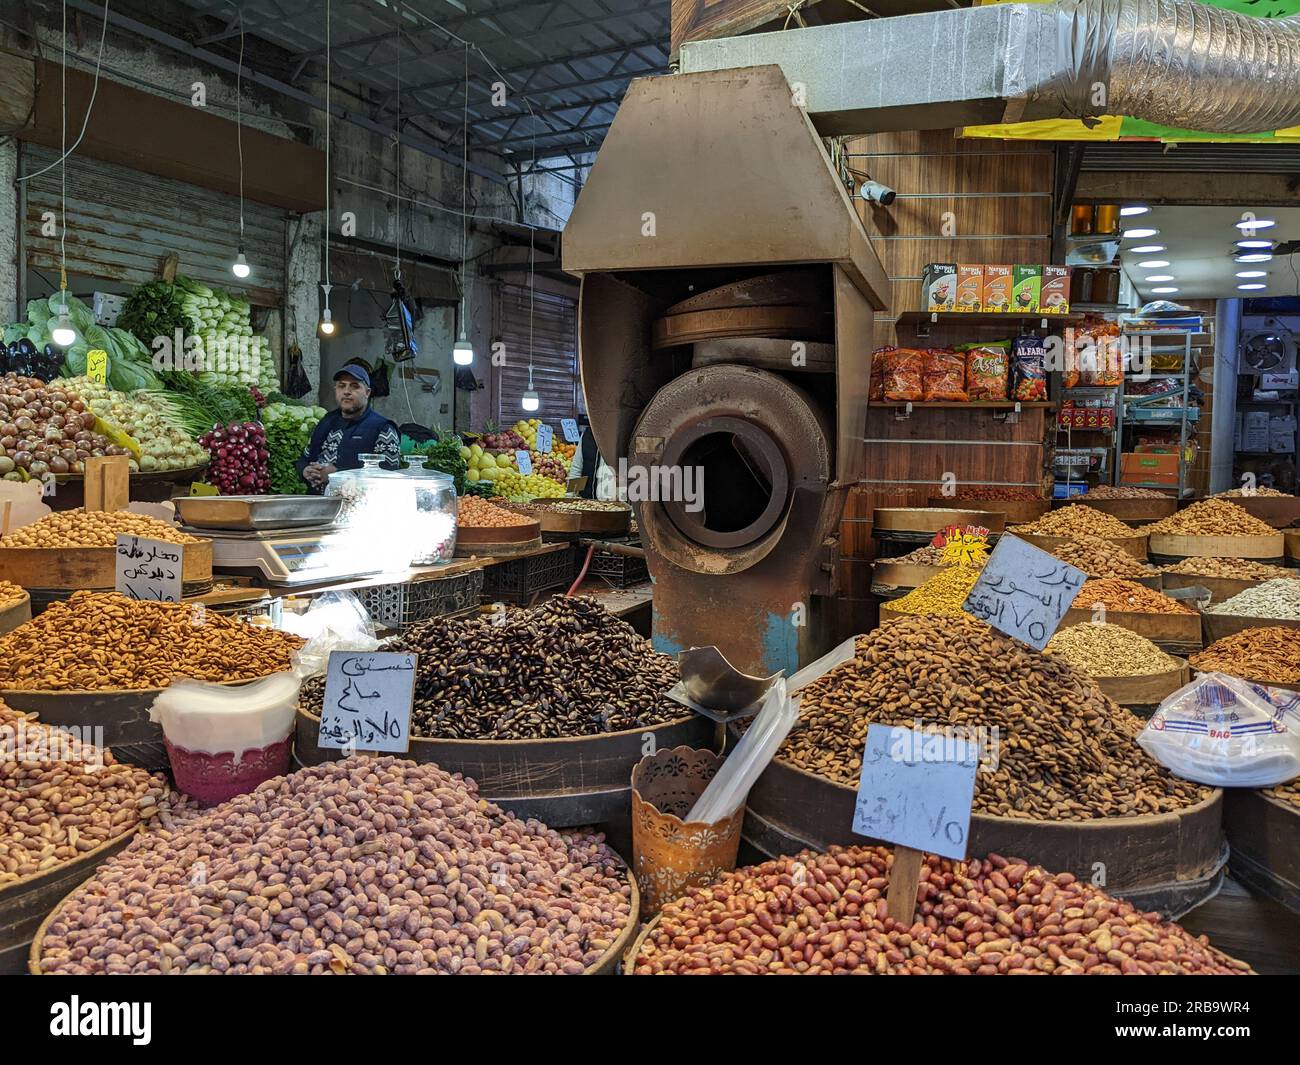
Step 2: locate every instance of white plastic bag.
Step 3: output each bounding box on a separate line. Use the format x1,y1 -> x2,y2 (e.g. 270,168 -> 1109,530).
1138,672 -> 1300,788
150,671 -> 301,761
283,591 -> 381,678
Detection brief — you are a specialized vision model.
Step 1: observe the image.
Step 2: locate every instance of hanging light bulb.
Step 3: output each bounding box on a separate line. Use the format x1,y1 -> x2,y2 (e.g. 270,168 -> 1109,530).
50,299 -> 76,347
521,389 -> 540,413
319,283 -> 335,336
232,247 -> 251,279
452,331 -> 474,366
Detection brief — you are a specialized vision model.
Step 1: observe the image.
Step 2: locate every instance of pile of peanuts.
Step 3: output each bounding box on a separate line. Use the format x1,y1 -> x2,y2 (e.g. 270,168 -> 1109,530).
457,495 -> 536,528
0,702 -> 172,885
1162,556 -> 1299,581
1013,504 -> 1142,540
1046,536 -> 1155,579
35,756 -> 633,974
1191,626 -> 1300,684
631,846 -> 1251,975
1082,485 -> 1170,499
886,566 -> 981,617
0,579 -> 25,609
0,591 -> 304,691
1217,486 -> 1288,498
780,615 -> 1207,820
1141,498 -> 1277,538
1072,578 -> 1195,615
0,508 -> 204,548
1045,623 -> 1177,678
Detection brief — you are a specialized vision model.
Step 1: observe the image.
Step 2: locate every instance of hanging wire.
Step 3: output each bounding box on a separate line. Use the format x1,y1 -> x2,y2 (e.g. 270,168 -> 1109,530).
321,0 -> 331,307
59,0 -> 67,295
459,41 -> 470,334
393,0 -> 402,280
236,5 -> 245,250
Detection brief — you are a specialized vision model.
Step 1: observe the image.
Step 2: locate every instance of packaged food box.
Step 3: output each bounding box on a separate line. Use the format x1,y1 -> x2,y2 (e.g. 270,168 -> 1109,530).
983,265 -> 1013,313
1012,265 -> 1041,314
923,263 -> 957,313
1041,265 -> 1071,315
1120,452 -> 1179,486
955,265 -> 984,313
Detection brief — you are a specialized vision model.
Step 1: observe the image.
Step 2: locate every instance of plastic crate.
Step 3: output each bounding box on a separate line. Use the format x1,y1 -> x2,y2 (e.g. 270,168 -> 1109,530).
360,567 -> 485,629
588,549 -> 649,588
481,546 -> 575,604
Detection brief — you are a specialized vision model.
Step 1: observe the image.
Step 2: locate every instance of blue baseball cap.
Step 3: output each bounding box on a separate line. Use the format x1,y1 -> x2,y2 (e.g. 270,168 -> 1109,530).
333,364 -> 371,388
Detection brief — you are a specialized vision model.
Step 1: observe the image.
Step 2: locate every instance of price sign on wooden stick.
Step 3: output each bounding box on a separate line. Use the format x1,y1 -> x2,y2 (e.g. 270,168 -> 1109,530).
852,723 -> 979,926
962,534 -> 1086,651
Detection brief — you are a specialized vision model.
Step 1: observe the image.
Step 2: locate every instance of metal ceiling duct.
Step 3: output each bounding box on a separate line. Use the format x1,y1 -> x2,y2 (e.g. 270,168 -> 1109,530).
680,0 -> 1300,135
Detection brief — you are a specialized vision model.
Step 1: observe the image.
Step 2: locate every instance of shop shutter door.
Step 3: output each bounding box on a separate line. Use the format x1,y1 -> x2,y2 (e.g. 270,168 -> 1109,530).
22,145 -> 287,307
494,285 -> 578,423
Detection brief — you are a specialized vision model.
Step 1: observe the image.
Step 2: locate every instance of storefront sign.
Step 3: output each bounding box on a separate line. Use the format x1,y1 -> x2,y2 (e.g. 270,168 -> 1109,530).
962,536 -> 1086,650
560,418 -> 580,444
318,651 -> 418,754
536,424 -> 553,454
115,535 -> 183,602
86,349 -> 109,384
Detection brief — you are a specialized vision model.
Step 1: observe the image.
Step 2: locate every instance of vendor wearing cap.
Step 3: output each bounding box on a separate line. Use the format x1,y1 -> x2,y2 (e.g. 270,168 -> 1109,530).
296,363 -> 401,493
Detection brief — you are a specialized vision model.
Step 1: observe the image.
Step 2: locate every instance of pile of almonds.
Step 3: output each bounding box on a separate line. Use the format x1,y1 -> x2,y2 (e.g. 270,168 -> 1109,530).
1217,486 -> 1288,498
35,756 -> 633,974
631,846 -> 1251,975
1072,578 -> 1195,615
1013,504 -> 1142,540
1141,498 -> 1277,538
1191,627 -> 1300,685
1162,557 -> 1299,581
1266,779 -> 1300,809
1045,536 -> 1156,579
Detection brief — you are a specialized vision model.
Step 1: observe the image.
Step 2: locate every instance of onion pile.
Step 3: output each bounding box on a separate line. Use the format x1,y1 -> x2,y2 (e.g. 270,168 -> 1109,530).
0,374 -> 122,481
199,421 -> 270,494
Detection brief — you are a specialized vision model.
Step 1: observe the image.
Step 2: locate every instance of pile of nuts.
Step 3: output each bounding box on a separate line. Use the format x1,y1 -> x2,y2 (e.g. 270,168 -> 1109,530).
937,487 -> 1043,501
550,499 -> 630,513
1208,578 -> 1300,619
0,591 -> 304,691
631,846 -> 1250,975
0,579 -> 25,609
1191,627 -> 1300,684
888,543 -> 984,569
457,495 -> 536,528
0,508 -> 204,548
302,596 -> 685,739
1141,498 -> 1277,538
1072,579 -> 1195,615
780,615 -> 1207,819
1012,504 -> 1142,540
1217,486 -> 1288,498
1266,779 -> 1300,810
1045,536 -> 1156,579
886,566 -> 981,617
1045,623 -> 1177,678
0,702 -> 171,885
1162,557 -> 1299,581
1082,485 -> 1170,499
34,756 -> 634,974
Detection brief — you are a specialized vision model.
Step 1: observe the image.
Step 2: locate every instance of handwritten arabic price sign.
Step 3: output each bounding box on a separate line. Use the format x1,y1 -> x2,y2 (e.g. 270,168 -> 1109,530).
515,449 -> 533,475
536,424 -> 553,454
318,651 -> 418,754
115,535 -> 183,602
560,418 -> 580,444
86,349 -> 108,385
961,535 -> 1086,651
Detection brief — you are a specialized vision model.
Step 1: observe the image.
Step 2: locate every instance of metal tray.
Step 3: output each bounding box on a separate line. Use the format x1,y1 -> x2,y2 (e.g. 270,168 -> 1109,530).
172,495 -> 343,530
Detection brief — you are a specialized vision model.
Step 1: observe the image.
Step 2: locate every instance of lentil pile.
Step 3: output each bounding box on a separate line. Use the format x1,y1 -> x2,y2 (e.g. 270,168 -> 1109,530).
1141,498 -> 1277,538
631,846 -> 1250,975
457,495 -> 535,528
0,702 -> 171,885
1208,578 -> 1300,619
1012,504 -> 1141,540
0,508 -> 204,548
0,592 -> 304,691
780,615 -> 1207,819
302,596 -> 685,739
1083,485 -> 1170,499
34,756 -> 633,974
1045,536 -> 1155,579
1045,624 -> 1177,677
885,566 -> 982,617
1162,557 -> 1299,581
1191,627 -> 1300,685
1072,579 -> 1195,615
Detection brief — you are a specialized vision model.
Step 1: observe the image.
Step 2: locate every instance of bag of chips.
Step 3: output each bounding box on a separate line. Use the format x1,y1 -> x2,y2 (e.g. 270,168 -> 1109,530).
869,347 -> 892,402
962,343 -> 1009,401
883,347 -> 925,402
922,349 -> 968,402
1010,335 -> 1048,401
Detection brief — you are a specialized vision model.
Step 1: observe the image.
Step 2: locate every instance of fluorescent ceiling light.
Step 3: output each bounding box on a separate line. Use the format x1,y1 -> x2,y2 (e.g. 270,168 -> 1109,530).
1237,283 -> 1266,290
1136,260 -> 1170,268
1236,253 -> 1274,263
1235,271 -> 1267,278
1123,228 -> 1159,239
1120,206 -> 1149,217
1151,287 -> 1179,294
1144,275 -> 1175,282
1236,240 -> 1274,249
1234,218 -> 1275,230
1130,245 -> 1166,253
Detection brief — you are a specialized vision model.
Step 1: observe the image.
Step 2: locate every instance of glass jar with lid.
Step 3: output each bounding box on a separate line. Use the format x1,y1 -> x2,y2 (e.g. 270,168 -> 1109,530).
399,461 -> 458,565
324,454 -> 418,567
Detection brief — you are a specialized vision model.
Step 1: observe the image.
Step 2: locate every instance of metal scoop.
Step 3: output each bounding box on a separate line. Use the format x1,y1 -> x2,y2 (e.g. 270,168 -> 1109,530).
669,646 -> 784,722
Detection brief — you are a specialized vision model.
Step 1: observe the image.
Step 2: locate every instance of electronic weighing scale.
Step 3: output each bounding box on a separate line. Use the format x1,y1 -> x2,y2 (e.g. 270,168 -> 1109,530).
178,524 -> 384,587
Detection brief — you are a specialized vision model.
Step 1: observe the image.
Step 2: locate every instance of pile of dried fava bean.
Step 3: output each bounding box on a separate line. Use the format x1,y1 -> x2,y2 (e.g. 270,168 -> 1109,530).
1141,498 -> 1277,538
34,757 -> 633,975
0,507 -> 204,547
1012,504 -> 1142,540
1209,578 -> 1300,620
1191,627 -> 1300,685
631,846 -> 1251,975
1072,578 -> 1195,615
779,615 -> 1208,820
1046,536 -> 1156,579
1162,557 -> 1299,581
1045,623 -> 1177,678
0,702 -> 171,885
0,591 -> 304,691
301,595 -> 686,739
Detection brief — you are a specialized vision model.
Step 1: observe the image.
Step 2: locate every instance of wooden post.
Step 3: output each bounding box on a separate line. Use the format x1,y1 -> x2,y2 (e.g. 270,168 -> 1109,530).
84,455 -> 130,512
0,500 -> 10,537
886,845 -> 924,927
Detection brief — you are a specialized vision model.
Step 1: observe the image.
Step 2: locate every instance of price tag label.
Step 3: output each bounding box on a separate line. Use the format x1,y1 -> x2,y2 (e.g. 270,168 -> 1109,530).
86,349 -> 109,384
515,450 -> 533,475
115,535 -> 183,602
318,651 -> 417,754
560,418 -> 580,444
189,482 -> 220,496
536,424 -> 553,454
852,723 -> 978,860
962,535 -> 1086,650
932,524 -> 990,568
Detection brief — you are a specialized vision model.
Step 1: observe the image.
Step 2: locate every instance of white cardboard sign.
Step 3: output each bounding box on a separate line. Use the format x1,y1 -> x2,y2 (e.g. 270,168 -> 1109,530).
318,651 -> 417,753
961,535 -> 1087,650
115,535 -> 183,602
